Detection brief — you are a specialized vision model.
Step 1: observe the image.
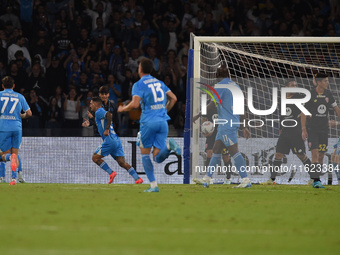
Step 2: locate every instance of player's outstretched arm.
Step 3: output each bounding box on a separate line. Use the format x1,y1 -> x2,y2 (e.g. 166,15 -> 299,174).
21,109 -> 32,119
118,96 -> 141,112
166,91 -> 177,112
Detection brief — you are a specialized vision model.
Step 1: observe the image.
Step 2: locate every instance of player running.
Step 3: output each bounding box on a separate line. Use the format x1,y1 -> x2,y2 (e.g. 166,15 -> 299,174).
82,97 -> 143,184
0,76 -> 32,185
118,57 -> 180,192
301,73 -> 340,188
261,80 -> 312,185
193,64 -> 251,188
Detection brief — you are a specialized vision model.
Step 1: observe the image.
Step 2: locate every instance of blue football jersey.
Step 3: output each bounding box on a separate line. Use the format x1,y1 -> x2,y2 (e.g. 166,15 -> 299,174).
0,89 -> 30,131
213,78 -> 240,130
132,74 -> 170,123
95,108 -> 117,140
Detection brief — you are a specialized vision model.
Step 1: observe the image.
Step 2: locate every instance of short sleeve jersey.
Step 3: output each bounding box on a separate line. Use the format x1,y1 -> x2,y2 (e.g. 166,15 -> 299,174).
0,89 -> 30,131
304,89 -> 337,129
132,74 -> 170,123
95,108 -> 117,140
213,78 -> 241,130
280,93 -> 304,134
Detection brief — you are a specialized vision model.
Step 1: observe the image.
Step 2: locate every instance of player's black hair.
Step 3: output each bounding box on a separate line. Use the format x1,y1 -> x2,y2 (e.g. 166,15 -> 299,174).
2,76 -> 14,88
139,57 -> 154,74
216,64 -> 228,78
91,97 -> 102,105
315,72 -> 328,82
99,86 -> 109,94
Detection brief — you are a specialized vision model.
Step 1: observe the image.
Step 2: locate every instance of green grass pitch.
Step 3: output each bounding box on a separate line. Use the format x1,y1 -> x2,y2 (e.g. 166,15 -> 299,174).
0,183 -> 339,255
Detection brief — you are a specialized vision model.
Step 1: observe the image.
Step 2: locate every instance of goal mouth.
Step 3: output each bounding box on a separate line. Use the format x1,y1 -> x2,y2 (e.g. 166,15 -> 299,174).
185,35 -> 340,185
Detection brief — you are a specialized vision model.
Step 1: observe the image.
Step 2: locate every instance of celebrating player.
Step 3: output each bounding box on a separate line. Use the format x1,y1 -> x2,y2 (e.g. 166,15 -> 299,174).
261,80 -> 312,185
301,73 -> 340,188
118,57 -> 181,192
0,76 -> 32,185
83,97 -> 143,184
193,64 -> 251,188
87,86 -> 120,135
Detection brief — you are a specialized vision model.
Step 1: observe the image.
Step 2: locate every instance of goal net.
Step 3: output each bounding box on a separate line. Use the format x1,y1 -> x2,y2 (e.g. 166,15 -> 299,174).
186,36 -> 340,185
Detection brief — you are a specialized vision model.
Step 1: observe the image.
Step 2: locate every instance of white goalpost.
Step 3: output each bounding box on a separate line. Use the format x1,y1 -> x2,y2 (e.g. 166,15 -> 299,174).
188,35 -> 340,184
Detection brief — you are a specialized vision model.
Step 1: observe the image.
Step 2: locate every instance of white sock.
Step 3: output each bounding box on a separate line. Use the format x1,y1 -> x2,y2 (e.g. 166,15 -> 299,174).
150,181 -> 158,189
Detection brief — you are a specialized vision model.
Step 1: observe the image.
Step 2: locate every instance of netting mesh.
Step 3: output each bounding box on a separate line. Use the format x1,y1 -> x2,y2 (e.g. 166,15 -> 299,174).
191,39 -> 340,184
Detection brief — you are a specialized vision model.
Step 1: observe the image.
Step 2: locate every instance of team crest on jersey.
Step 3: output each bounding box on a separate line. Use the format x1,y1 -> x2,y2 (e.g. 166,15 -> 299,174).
317,104 -> 326,114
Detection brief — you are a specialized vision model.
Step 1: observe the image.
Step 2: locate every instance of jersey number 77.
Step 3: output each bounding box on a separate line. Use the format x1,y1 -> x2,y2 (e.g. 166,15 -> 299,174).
1,97 -> 19,113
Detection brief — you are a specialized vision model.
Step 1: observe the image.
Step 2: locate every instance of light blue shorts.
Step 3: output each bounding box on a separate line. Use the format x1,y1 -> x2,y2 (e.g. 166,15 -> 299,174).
215,128 -> 238,147
95,135 -> 125,158
137,121 -> 168,149
0,130 -> 22,151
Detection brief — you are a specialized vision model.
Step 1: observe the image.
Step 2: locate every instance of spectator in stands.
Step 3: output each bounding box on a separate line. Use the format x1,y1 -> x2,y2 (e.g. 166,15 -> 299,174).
63,86 -> 82,129
26,89 -> 47,129
76,27 -> 94,50
0,5 -> 21,30
120,68 -> 135,102
124,48 -> 141,74
108,45 -> 123,78
30,29 -> 51,63
105,74 -> 121,104
46,55 -> 66,93
52,27 -> 74,60
7,35 -> 31,65
45,96 -> 62,131
8,61 -> 27,94
78,72 -> 91,99
27,62 -> 49,101
91,17 -> 111,48
84,0 -> 111,31
14,50 -> 30,72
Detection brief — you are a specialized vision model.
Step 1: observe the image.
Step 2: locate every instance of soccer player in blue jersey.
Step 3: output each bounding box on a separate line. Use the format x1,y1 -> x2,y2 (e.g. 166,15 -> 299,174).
82,97 -> 143,184
193,65 -> 251,188
0,76 -> 32,185
118,57 -> 180,192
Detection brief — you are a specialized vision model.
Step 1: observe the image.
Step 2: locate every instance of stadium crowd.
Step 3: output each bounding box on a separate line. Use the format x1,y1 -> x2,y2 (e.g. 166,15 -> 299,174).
0,0 -> 339,136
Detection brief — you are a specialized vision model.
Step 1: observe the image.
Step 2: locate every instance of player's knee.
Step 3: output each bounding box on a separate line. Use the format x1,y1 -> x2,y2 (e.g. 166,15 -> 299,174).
92,154 -> 99,163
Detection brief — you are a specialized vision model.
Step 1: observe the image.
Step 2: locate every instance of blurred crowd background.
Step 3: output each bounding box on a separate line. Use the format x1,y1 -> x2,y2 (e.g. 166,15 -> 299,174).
0,0 -> 339,137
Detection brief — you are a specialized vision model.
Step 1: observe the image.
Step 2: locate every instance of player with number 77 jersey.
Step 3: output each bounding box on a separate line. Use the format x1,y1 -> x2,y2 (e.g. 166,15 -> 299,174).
0,76 -> 32,185
118,58 -> 181,192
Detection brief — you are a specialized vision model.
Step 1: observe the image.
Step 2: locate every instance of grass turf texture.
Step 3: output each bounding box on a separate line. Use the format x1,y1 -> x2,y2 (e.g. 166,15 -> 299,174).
0,184 -> 339,255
